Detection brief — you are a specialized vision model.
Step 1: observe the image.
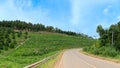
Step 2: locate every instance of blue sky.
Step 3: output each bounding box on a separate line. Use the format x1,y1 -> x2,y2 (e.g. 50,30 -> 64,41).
0,0 -> 120,37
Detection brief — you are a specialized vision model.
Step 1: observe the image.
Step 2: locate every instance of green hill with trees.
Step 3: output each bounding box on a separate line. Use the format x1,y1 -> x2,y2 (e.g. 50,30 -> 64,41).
0,20 -> 90,37
0,20 -> 93,68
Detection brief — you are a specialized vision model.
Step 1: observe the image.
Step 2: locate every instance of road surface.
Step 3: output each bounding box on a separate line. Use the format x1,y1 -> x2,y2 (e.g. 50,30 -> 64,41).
54,49 -> 120,68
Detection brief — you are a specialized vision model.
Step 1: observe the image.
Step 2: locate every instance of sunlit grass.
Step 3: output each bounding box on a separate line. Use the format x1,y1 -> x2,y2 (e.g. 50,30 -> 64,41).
0,32 -> 93,67
36,51 -> 63,68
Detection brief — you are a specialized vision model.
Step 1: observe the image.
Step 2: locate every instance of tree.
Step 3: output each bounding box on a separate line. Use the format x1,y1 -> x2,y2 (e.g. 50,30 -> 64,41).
10,42 -> 14,48
97,21 -> 120,50
28,22 -> 33,31
17,31 -> 22,37
46,26 -> 54,32
24,31 -> 28,39
7,37 -> 11,43
12,32 -> 16,39
97,25 -> 104,36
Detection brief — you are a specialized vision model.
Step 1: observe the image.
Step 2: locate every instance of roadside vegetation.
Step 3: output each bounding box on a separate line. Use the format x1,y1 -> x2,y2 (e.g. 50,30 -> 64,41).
84,21 -> 120,61
36,50 -> 64,68
0,20 -> 94,68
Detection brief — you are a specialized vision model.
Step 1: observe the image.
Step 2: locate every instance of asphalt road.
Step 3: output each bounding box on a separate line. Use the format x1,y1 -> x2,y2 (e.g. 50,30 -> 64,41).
54,49 -> 120,68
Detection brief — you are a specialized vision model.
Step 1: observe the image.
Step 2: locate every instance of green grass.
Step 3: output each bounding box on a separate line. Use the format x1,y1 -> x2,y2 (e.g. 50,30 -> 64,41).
0,32 -> 93,68
37,51 -> 63,68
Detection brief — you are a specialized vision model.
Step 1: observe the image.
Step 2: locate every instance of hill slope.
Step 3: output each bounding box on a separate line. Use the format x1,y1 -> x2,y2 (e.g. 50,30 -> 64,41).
0,32 -> 93,68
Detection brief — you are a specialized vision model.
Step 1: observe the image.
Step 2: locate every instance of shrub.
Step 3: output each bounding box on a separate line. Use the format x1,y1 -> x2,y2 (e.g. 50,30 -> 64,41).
100,46 -> 118,57
84,45 -> 118,57
24,32 -> 28,39
12,33 -> 15,39
92,48 -> 99,55
17,31 -> 22,37
9,42 -> 14,48
4,46 -> 8,51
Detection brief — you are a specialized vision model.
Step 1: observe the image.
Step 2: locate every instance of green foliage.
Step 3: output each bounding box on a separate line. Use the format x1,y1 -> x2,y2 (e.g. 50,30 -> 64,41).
84,21 -> 120,58
4,46 -> 8,51
0,20 -> 93,67
24,32 -> 28,39
97,25 -> 104,36
7,37 -> 11,43
46,26 -> 54,32
0,60 -> 21,68
0,32 -> 93,67
17,31 -> 22,37
102,46 -> 116,57
12,32 -> 16,39
97,21 -> 120,50
0,27 -> 24,51
9,42 -> 14,48
101,46 -> 117,57
0,20 -> 90,37
84,41 -> 119,57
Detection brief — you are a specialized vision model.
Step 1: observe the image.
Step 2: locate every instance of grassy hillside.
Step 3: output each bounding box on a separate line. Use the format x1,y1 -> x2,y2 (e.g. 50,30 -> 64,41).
0,32 -> 93,68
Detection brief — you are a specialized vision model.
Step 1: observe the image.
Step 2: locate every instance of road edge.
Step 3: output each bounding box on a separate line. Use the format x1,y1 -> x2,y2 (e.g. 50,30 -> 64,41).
80,50 -> 120,64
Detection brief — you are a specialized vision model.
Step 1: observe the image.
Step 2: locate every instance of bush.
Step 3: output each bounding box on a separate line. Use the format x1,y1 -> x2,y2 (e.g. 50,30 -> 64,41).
92,48 -> 99,55
84,45 -> 118,57
17,31 -> 22,37
12,33 -> 15,39
83,47 -> 89,52
4,46 -> 8,51
100,46 -> 118,57
9,42 -> 15,48
24,32 -> 28,39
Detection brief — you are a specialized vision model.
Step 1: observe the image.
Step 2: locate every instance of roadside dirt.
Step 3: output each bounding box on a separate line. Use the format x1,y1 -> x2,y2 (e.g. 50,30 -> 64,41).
54,51 -> 64,68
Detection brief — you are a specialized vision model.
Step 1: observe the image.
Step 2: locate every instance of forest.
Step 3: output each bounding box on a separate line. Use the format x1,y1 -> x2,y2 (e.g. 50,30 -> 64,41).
0,20 -> 89,37
84,21 -> 120,58
97,21 -> 120,50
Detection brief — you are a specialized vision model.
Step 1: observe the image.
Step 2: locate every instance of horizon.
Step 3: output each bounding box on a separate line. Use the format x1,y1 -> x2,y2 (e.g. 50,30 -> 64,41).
0,0 -> 120,37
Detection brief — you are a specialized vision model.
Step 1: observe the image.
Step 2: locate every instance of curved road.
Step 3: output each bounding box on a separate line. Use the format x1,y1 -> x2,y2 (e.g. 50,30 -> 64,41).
54,49 -> 120,68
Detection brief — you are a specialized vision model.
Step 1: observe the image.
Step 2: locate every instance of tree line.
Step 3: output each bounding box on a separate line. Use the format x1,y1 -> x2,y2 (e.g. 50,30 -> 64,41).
97,21 -> 120,50
0,20 -> 90,38
83,21 -> 120,57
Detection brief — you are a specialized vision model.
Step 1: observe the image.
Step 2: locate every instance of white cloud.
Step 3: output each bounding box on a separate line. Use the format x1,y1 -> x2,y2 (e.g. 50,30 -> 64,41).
14,0 -> 33,9
103,8 -> 109,15
70,0 -> 81,25
1,0 -> 120,37
70,0 -> 110,26
0,0 -> 50,24
70,0 -> 119,36
103,5 -> 112,15
70,0 -> 118,26
117,16 -> 120,20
